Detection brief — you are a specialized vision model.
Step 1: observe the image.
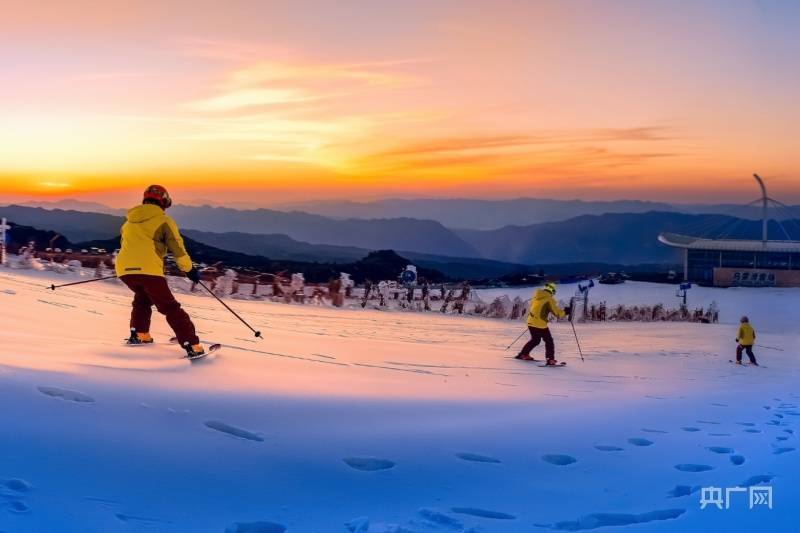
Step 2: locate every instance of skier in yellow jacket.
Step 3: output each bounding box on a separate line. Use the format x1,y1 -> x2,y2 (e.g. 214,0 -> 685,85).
735,316 -> 758,366
515,282 -> 571,365
115,185 -> 204,357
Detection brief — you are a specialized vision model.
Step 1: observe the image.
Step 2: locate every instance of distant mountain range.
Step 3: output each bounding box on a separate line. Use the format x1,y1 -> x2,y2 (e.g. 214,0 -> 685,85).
167,205 -> 480,257
456,212 -> 795,265
16,199 -> 126,216
0,204 -> 479,257
0,205 -> 532,280
3,203 -> 799,272
276,197 -> 800,230
180,229 -> 534,279
278,198 -> 673,229
1,205 -> 125,242
16,196 -> 800,231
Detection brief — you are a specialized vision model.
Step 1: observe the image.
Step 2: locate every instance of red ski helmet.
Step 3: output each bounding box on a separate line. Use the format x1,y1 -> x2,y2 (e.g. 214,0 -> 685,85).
142,185 -> 172,209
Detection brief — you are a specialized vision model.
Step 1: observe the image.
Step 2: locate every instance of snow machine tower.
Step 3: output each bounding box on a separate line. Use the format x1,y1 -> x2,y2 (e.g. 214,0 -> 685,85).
753,173 -> 768,245
0,217 -> 10,266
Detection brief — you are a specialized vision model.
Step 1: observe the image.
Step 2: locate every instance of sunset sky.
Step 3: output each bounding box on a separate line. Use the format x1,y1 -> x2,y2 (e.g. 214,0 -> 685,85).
1,0 -> 799,206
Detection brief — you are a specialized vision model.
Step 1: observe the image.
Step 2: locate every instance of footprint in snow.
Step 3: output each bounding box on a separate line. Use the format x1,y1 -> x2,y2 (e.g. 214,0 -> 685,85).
642,428 -> 668,434
343,457 -> 395,472
741,474 -> 773,487
204,421 -> 264,442
542,454 -> 577,466
594,445 -> 624,452
674,464 -> 713,472
667,485 -> 699,498
628,438 -> 654,447
84,496 -> 120,509
455,452 -> 501,464
737,422 -> 756,426
706,446 -> 734,454
37,386 -> 95,403
730,455 -> 746,465
4,479 -> 31,493
682,427 -> 701,432
451,507 -> 516,520
773,447 -> 795,455
709,433 -> 731,437
5,500 -> 29,513
225,521 -> 286,533
418,508 -> 464,529
743,429 -> 762,434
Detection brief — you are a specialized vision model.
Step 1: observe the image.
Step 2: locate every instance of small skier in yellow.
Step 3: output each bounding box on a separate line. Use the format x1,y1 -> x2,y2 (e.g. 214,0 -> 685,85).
515,282 -> 571,365
735,316 -> 758,366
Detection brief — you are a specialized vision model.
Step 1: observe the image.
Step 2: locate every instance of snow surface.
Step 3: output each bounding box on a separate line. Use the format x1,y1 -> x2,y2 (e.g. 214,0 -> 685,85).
0,269 -> 798,532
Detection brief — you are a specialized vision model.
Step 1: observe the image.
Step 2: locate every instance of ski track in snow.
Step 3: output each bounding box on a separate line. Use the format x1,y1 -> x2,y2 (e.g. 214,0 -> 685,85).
204,420 -> 264,442
36,386 -> 95,403
548,508 -> 687,530
455,452 -> 502,464
0,270 -> 798,530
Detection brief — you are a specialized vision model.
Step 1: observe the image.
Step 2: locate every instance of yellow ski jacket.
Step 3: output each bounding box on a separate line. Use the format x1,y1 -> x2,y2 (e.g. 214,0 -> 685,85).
114,204 -> 193,278
736,323 -> 755,346
527,289 -> 566,328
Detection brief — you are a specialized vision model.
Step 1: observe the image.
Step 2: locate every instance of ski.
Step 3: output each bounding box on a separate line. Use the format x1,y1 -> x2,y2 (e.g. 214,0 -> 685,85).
538,362 -> 567,367
729,360 -> 763,367
186,343 -> 221,361
170,336 -> 221,360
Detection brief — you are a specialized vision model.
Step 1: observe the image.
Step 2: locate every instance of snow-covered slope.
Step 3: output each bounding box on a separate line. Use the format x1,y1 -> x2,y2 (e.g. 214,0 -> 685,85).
0,269 -> 797,532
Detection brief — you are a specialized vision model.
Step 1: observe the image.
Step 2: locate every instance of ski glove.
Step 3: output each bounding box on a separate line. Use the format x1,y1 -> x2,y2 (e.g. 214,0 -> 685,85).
186,267 -> 201,283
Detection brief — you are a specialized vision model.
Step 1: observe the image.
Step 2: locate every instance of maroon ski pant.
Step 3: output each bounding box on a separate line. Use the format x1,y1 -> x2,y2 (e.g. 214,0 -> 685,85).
519,326 -> 555,359
120,274 -> 199,345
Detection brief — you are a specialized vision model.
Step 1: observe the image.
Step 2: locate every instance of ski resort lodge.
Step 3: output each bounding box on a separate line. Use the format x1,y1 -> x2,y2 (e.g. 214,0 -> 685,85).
658,232 -> 800,287
659,175 -> 800,287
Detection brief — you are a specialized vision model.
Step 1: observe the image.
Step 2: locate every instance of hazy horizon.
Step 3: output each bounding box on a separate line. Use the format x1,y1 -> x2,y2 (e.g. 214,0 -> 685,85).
2,190 -> 791,212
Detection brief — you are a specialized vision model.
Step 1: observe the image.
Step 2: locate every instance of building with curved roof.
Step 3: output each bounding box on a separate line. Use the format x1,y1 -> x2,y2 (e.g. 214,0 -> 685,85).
658,175 -> 800,287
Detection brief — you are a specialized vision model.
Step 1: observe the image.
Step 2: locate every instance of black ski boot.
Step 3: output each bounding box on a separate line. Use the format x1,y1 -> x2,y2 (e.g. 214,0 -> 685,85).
183,341 -> 206,360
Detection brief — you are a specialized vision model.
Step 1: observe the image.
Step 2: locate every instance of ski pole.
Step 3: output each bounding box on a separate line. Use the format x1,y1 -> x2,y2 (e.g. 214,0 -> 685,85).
196,280 -> 262,339
755,344 -> 784,352
47,275 -> 117,290
567,296 -> 584,362
505,328 -> 528,350
570,321 -> 584,361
